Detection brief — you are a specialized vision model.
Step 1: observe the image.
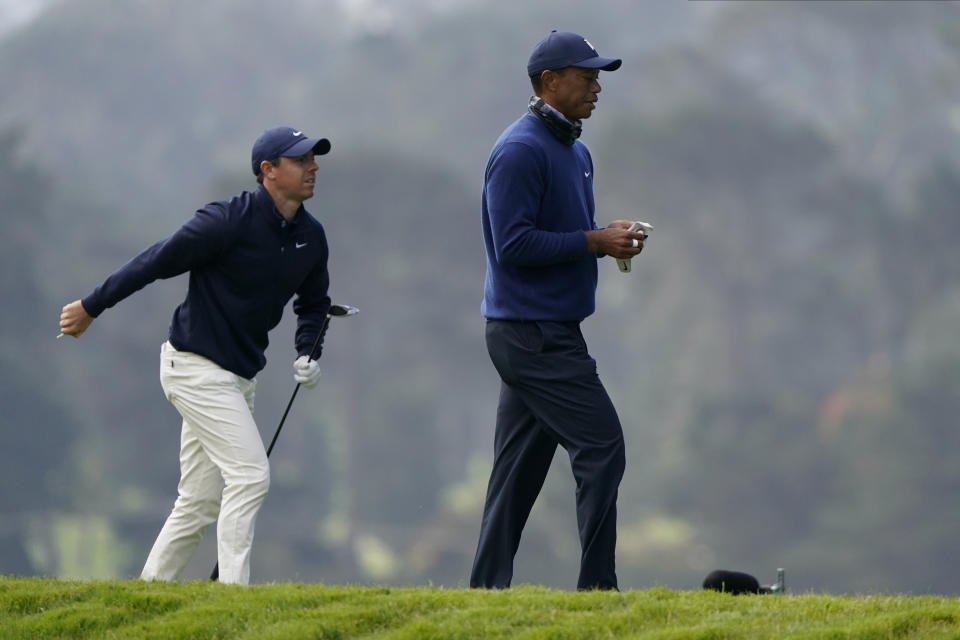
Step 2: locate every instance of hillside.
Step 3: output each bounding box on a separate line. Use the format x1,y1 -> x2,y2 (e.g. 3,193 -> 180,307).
2,577 -> 960,639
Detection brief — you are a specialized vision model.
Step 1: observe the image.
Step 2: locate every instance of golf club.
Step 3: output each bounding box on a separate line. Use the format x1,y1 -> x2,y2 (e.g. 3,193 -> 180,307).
210,303 -> 358,581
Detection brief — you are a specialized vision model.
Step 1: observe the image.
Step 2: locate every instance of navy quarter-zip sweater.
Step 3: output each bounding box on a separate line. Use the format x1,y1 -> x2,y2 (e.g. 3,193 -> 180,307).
481,112 -> 600,321
82,186 -> 331,379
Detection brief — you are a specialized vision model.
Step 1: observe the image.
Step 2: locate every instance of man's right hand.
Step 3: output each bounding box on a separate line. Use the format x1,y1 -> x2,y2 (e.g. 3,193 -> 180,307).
60,300 -> 94,338
585,225 -> 645,259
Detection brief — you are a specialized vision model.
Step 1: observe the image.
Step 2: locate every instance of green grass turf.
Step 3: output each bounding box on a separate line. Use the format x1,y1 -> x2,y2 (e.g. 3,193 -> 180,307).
2,576 -> 958,639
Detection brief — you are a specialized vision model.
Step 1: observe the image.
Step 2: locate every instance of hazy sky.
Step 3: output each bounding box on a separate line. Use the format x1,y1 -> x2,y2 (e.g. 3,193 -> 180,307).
0,0 -> 480,39
0,0 -> 45,36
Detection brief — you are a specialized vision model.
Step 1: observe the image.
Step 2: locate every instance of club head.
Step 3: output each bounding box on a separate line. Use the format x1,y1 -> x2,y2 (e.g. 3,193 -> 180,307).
328,304 -> 359,318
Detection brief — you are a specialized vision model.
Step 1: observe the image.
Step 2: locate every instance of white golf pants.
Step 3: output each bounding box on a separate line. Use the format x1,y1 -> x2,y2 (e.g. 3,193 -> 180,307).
141,341 -> 270,585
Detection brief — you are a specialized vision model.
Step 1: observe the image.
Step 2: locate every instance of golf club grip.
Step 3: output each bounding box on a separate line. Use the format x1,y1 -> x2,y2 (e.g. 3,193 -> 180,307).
209,312 -> 332,582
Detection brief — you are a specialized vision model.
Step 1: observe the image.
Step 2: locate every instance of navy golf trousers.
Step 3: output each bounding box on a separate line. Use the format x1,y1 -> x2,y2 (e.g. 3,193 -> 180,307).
470,319 -> 625,591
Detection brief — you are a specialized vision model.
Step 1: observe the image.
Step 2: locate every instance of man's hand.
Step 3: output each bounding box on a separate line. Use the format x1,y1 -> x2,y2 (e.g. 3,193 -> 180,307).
59,300 -> 94,338
293,356 -> 322,389
585,220 -> 645,259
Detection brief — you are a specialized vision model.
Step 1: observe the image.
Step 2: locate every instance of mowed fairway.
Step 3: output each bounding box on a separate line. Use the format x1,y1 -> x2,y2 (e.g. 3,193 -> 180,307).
1,576 -> 958,639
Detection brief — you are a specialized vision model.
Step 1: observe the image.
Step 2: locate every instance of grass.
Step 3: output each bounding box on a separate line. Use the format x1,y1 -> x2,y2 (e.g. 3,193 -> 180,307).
1,576 -> 959,639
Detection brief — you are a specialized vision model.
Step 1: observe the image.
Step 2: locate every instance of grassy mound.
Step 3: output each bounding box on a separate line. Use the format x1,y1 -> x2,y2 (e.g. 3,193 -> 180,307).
2,576 -> 958,639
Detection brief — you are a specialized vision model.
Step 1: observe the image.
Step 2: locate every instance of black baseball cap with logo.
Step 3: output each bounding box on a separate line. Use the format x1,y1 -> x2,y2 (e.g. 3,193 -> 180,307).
251,126 -> 331,176
527,30 -> 622,77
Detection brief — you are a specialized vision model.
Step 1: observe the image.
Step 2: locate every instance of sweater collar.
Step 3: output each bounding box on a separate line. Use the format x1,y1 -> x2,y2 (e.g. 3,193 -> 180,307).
255,184 -> 303,226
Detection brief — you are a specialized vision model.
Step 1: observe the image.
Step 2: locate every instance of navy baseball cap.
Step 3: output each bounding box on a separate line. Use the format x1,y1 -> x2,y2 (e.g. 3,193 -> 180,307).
251,126 -> 331,176
527,30 -> 622,77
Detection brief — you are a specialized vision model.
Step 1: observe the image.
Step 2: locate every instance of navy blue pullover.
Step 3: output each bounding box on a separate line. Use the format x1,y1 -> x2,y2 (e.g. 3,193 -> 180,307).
481,112 -> 600,321
82,186 -> 331,379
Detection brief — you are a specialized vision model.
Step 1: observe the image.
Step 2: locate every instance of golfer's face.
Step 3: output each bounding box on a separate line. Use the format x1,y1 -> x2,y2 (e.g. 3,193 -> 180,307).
553,67 -> 601,121
275,152 -> 318,201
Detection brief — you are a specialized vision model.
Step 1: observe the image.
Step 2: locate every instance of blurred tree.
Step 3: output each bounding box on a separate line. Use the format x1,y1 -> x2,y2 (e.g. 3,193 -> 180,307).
0,128 -> 78,574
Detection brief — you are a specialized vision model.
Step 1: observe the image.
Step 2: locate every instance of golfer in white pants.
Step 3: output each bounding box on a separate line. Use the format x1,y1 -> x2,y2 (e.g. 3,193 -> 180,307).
139,343 -> 267,584
59,126 -> 334,584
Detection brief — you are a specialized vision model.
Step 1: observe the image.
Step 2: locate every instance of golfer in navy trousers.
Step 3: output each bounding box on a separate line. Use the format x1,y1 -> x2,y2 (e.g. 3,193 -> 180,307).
470,31 -> 647,591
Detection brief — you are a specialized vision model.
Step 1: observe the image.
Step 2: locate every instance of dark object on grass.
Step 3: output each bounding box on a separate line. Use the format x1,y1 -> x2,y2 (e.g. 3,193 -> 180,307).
702,569 -> 772,594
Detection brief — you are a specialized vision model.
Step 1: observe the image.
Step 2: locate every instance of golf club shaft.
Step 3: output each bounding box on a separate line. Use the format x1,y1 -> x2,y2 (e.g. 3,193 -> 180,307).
266,314 -> 331,457
209,313 -> 332,582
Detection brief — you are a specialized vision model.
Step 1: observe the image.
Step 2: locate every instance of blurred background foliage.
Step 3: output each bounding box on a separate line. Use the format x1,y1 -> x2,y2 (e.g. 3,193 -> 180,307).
1,0 -> 958,594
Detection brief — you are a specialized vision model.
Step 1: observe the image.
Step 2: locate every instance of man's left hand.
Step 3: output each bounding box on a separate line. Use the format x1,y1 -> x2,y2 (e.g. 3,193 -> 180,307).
293,356 -> 322,388
585,223 -> 645,259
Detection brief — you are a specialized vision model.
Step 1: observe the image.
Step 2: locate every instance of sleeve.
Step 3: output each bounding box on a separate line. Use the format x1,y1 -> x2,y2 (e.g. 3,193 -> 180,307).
484,142 -> 588,267
81,205 -> 231,317
292,229 -> 332,359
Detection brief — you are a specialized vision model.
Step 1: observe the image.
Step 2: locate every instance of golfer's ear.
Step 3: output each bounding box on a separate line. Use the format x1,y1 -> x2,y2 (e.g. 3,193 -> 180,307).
541,69 -> 562,92
259,160 -> 276,179
540,70 -> 554,91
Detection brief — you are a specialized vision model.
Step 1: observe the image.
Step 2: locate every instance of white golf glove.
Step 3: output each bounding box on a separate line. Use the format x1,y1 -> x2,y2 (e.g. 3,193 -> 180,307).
293,355 -> 322,389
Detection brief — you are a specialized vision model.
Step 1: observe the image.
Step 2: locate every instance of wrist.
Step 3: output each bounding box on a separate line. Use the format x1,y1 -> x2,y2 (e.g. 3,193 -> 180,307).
584,229 -> 600,254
